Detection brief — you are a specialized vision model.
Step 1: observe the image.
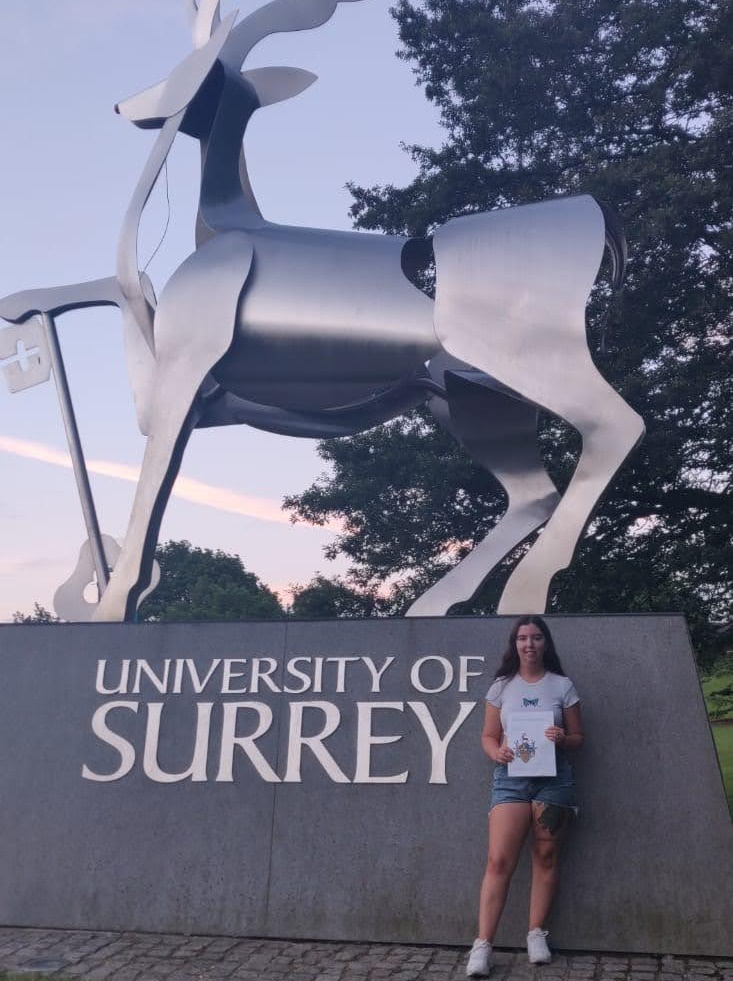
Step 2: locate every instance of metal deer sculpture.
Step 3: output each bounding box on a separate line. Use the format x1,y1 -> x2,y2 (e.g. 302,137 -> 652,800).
0,0 -> 644,623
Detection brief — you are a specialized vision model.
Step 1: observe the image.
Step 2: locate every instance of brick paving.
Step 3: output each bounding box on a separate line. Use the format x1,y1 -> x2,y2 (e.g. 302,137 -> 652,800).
0,929 -> 730,981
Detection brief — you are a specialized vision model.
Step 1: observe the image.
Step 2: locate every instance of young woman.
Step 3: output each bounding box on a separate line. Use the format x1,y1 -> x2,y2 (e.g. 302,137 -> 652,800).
466,615 -> 584,977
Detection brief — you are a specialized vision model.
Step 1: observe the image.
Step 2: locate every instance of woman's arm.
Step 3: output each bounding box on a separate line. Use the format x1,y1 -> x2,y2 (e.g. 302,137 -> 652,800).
482,702 -> 514,763
546,703 -> 584,751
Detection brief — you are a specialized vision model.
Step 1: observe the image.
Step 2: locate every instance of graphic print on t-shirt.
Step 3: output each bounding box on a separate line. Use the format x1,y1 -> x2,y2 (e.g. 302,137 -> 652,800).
485,672 -> 580,732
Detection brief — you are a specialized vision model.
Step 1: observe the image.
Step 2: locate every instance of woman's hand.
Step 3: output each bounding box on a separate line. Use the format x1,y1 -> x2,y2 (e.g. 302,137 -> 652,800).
545,726 -> 566,746
493,745 -> 515,764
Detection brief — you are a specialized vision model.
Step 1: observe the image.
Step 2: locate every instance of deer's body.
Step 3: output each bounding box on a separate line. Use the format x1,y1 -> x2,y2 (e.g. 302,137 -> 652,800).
216,224 -> 436,409
186,55 -> 438,410
0,0 -> 645,623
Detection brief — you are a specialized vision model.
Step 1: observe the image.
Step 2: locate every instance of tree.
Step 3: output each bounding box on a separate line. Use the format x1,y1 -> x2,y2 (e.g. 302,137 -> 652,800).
290,574 -> 382,619
285,0 -> 732,661
137,540 -> 283,622
12,603 -> 59,624
14,542 -> 284,623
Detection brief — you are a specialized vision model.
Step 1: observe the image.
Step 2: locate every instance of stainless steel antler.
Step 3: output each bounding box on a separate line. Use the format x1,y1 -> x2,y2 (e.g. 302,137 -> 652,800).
188,0 -> 223,48
220,0 -> 367,69
116,13 -> 238,359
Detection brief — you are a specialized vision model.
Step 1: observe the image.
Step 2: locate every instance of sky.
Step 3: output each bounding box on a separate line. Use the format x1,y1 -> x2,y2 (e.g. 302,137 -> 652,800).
0,0 -> 442,620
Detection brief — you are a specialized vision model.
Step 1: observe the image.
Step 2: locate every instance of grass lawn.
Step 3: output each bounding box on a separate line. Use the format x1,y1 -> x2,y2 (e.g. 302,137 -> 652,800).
701,662 -> 733,814
711,722 -> 733,816
702,670 -> 733,722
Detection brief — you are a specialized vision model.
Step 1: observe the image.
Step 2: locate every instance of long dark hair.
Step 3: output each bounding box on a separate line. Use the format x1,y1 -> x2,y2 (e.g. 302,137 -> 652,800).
494,615 -> 566,679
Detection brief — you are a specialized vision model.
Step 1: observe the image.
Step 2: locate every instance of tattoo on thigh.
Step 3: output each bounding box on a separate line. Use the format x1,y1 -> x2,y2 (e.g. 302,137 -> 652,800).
537,804 -> 566,835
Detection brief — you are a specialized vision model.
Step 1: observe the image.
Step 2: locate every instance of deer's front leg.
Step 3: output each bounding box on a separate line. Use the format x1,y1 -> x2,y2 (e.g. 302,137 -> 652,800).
93,395 -> 200,621
93,232 -> 253,621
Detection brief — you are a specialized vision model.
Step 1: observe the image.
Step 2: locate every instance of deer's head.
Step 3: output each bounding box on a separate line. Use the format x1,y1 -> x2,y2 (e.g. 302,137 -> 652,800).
115,0 -> 365,137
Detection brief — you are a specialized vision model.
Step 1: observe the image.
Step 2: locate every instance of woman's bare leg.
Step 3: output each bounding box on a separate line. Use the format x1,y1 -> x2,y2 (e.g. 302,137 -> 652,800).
528,802 -> 572,930
478,802 -> 532,940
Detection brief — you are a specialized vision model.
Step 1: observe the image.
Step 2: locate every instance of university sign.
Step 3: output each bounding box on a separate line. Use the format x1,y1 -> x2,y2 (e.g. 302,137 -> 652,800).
1,616 -> 731,956
85,654 -> 485,785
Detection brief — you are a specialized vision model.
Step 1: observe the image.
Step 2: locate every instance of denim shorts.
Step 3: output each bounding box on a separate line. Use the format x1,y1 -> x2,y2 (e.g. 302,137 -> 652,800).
490,752 -> 578,814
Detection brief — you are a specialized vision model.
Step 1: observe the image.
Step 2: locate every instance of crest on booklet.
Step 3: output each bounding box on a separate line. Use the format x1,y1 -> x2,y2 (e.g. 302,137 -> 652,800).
513,733 -> 537,765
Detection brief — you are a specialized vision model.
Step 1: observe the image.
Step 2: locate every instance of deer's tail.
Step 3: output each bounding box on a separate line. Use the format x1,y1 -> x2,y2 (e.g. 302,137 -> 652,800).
595,199 -> 628,291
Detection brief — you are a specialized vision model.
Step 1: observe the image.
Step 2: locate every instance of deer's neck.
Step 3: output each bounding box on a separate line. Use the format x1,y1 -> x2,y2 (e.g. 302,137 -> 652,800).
197,77 -> 265,243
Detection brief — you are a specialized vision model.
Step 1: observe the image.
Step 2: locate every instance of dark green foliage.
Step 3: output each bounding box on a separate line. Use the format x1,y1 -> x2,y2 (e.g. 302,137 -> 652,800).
290,574 -> 382,619
286,0 -> 732,660
13,542 -> 284,624
137,540 -> 283,622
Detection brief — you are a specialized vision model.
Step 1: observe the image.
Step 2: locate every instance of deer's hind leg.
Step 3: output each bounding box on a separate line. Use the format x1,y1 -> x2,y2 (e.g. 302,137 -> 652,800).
93,232 -> 253,621
406,363 -> 560,617
432,196 -> 645,614
492,353 -> 644,614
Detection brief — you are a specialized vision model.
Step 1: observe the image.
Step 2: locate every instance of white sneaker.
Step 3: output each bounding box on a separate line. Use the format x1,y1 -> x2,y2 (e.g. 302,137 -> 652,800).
527,928 -> 551,964
466,938 -> 493,977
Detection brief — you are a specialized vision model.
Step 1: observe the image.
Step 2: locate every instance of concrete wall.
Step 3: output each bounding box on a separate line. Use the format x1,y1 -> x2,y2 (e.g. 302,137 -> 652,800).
0,615 -> 730,954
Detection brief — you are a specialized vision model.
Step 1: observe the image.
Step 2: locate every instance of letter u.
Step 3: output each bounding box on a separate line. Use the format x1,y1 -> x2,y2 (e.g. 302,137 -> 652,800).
95,659 -> 131,695
142,702 -> 213,782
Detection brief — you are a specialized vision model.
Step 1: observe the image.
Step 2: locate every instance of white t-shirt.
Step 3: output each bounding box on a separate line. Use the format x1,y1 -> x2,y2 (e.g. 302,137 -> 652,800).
485,671 -> 580,732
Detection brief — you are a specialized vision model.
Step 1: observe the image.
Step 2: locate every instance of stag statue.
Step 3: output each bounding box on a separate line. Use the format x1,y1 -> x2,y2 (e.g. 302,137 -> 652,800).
0,0 -> 644,622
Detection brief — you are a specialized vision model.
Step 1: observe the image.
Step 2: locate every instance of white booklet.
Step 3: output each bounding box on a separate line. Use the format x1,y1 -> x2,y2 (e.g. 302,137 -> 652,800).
506,711 -> 556,777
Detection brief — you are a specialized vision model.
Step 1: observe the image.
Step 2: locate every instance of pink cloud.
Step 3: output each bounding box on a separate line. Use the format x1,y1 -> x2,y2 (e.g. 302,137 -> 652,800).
0,434 -> 340,530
